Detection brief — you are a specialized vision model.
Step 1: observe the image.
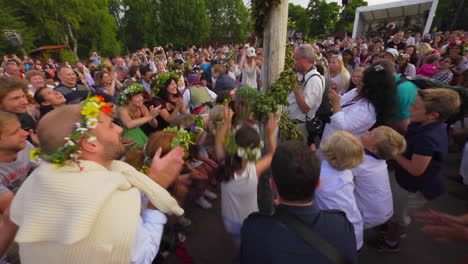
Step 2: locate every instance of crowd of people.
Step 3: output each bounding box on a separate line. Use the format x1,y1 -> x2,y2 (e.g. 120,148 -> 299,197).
0,28 -> 467,264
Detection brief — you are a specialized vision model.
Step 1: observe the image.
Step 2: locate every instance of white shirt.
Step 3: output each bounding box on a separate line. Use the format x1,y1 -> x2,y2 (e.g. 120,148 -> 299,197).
406,36 -> 415,46
352,152 -> 393,229
221,162 -> 258,224
287,68 -> 324,122
404,63 -> 417,77
321,88 -> 376,142
315,160 -> 363,249
241,61 -> 258,88
130,209 -> 167,264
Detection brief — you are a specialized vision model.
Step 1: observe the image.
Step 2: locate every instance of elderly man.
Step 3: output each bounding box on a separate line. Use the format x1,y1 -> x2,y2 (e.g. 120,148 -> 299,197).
9,97 -> 185,264
287,44 -> 325,142
54,67 -> 89,104
3,62 -> 23,79
114,57 -> 128,82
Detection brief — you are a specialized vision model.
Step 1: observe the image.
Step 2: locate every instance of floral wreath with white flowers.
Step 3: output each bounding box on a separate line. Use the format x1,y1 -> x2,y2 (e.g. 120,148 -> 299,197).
151,72 -> 179,95
30,95 -> 113,170
225,125 -> 264,161
117,83 -> 145,105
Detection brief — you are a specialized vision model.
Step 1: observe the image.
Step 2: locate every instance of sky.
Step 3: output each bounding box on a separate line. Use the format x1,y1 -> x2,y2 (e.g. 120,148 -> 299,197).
243,0 -> 406,8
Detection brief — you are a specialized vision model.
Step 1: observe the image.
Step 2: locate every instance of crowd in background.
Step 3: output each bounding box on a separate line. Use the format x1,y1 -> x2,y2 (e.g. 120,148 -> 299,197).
0,28 -> 467,264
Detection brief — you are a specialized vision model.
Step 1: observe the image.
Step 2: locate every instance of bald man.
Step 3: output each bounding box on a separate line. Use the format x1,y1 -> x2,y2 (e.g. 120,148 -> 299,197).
9,104 -> 185,264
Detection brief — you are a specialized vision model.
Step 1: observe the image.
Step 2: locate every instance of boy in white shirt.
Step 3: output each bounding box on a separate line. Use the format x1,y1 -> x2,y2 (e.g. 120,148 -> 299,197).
315,130 -> 365,250
353,126 -> 406,229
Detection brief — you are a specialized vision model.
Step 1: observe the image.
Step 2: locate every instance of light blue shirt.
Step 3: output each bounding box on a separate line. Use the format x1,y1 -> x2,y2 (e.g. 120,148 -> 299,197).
130,209 -> 167,264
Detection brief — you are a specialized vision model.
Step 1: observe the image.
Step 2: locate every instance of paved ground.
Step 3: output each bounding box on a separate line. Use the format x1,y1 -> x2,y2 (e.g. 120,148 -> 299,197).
166,151 -> 468,264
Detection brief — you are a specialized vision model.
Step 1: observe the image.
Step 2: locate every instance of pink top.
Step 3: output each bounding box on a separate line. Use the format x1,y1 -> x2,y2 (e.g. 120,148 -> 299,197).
416,63 -> 439,77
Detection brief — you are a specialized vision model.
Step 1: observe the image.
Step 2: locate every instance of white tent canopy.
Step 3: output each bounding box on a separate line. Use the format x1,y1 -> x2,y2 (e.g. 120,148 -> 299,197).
352,0 -> 439,38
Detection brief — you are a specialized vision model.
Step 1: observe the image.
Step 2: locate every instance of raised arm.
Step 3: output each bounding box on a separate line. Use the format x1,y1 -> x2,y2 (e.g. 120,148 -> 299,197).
215,103 -> 232,163
255,115 -> 278,177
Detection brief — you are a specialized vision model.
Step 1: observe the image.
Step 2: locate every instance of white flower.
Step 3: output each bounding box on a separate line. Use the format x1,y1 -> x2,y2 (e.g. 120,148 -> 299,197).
75,122 -> 82,128
86,118 -> 98,129
76,127 -> 88,133
254,149 -> 261,160
87,136 -> 97,143
237,148 -> 245,158
64,138 -> 75,147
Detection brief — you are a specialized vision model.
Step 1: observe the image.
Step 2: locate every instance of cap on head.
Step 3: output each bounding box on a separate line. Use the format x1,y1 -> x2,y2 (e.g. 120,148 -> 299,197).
246,47 -> 256,57
385,48 -> 399,59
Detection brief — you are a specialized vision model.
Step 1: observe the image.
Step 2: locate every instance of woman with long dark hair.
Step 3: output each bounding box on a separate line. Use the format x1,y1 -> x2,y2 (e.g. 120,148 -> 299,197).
321,61 -> 397,142
150,72 -> 187,130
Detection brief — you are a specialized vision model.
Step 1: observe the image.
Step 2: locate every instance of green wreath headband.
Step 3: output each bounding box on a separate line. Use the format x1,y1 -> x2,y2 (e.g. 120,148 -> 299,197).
118,83 -> 145,105
151,72 -> 179,95
30,95 -> 113,170
225,125 -> 263,161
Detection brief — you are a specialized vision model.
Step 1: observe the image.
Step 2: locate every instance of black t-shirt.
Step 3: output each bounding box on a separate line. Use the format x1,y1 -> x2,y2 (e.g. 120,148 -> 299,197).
395,122 -> 447,199
16,113 -> 35,131
386,40 -> 406,51
241,204 -> 358,264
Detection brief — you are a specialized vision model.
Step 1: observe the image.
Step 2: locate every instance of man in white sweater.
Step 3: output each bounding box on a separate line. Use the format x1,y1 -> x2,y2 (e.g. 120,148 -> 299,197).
9,99 -> 185,264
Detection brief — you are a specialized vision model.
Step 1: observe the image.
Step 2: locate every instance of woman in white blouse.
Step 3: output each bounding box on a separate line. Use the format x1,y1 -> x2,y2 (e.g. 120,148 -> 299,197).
321,61 -> 398,142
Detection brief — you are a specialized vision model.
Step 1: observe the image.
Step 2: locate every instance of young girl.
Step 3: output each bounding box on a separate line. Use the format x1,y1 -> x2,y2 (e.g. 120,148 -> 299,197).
416,54 -> 440,77
215,103 -> 277,245
315,130 -> 365,250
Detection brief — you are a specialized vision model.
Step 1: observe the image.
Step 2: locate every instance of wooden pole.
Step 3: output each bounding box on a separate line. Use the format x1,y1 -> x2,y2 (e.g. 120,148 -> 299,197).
261,0 -> 289,92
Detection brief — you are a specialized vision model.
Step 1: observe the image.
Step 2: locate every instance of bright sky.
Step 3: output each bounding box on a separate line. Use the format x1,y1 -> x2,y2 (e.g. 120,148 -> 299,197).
244,0 -> 406,8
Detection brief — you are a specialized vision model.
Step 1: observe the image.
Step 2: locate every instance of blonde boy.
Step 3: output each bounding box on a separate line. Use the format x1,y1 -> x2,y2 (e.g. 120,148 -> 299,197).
353,126 -> 406,229
316,130 -> 365,250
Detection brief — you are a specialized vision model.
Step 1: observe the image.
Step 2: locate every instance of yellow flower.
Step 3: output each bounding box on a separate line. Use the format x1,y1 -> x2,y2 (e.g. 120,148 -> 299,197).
88,97 -> 100,103
29,149 -> 42,161
81,103 -> 100,119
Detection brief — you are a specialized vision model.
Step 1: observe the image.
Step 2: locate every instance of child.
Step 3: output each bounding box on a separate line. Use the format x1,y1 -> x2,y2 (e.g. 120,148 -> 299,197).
416,54 -> 440,77
353,126 -> 406,229
315,130 -> 365,250
170,114 -> 218,209
215,103 -> 277,245
379,88 -> 461,252
431,56 -> 455,84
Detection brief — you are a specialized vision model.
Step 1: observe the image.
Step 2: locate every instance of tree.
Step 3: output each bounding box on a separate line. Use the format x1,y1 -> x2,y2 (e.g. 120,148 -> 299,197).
0,0 -> 122,59
288,3 -> 310,38
306,0 -> 341,37
118,0 -> 160,52
158,0 -> 211,48
335,0 -> 368,32
432,0 -> 467,31
0,7 -> 35,55
206,0 -> 250,44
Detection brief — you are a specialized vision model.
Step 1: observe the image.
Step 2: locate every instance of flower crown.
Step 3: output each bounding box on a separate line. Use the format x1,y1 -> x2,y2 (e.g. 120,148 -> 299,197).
225,125 -> 264,161
151,72 -> 179,95
397,53 -> 410,60
118,83 -> 145,105
30,95 -> 113,169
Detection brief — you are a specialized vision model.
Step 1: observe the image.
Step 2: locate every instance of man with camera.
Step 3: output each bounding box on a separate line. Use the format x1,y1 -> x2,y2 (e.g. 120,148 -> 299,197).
286,44 -> 325,143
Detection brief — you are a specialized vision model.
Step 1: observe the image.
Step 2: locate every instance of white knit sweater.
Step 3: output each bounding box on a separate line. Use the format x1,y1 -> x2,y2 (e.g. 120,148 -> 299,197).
10,160 -> 183,264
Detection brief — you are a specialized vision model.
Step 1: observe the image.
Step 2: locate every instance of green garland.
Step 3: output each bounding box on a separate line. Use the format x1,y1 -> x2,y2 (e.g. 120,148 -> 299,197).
235,44 -> 303,141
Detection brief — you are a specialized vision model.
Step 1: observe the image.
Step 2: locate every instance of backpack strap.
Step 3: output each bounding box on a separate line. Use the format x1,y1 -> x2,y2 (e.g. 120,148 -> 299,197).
396,74 -> 409,86
273,207 -> 351,264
